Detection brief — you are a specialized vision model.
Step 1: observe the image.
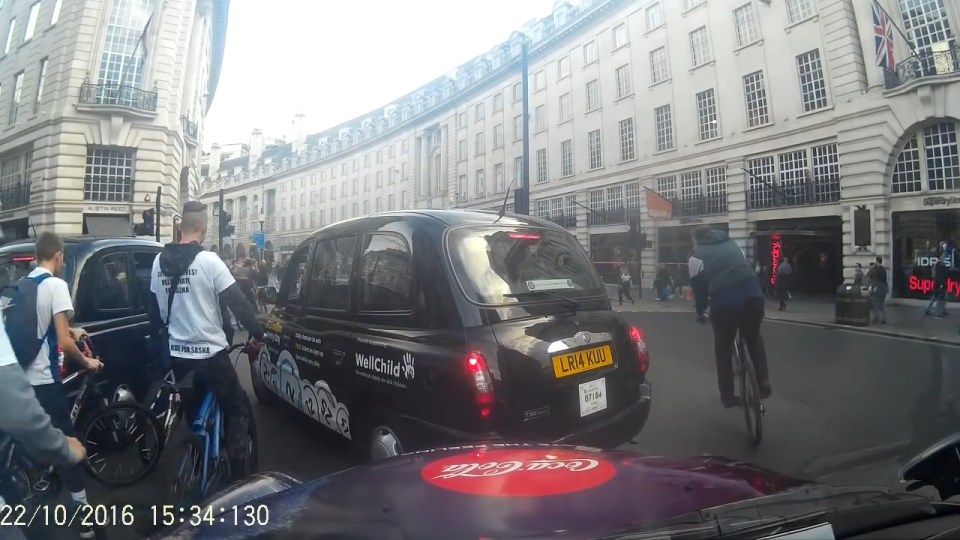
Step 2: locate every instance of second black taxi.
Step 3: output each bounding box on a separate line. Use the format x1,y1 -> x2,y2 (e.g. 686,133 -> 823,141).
252,209 -> 652,459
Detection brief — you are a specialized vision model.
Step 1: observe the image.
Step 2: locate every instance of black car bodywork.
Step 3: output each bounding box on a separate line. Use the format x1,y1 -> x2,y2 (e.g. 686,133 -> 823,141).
252,210 -> 652,457
0,236 -> 163,395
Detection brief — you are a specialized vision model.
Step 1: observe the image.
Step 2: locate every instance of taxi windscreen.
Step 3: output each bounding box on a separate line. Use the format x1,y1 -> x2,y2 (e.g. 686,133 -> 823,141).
446,226 -> 606,305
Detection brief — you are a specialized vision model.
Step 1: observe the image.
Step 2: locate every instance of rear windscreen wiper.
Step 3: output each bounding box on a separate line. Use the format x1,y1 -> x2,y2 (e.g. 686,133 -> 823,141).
504,290 -> 581,310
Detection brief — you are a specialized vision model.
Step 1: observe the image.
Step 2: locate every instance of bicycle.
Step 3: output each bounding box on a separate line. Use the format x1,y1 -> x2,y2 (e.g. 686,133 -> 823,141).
154,342 -> 261,509
67,336 -> 164,486
0,433 -> 63,506
732,329 -> 765,446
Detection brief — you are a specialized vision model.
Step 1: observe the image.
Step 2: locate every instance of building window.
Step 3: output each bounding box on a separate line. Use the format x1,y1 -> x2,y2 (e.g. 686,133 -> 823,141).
23,2 -> 39,41
458,174 -> 467,201
705,167 -> 728,213
475,132 -> 485,155
619,118 -> 636,162
84,147 -> 134,202
363,174 -> 369,191
612,23 -> 629,48
33,57 -> 47,114
475,102 -> 485,121
587,130 -> 602,170
746,156 -> 776,208
684,0 -> 705,9
615,64 -> 632,98
583,40 -> 598,64
512,115 -> 523,141
9,71 -> 23,123
733,3 -> 760,47
689,26 -> 711,66
533,69 -> 545,92
98,0 -> 155,86
493,92 -> 503,112
696,88 -> 719,140
650,47 -> 669,84
352,178 -> 358,194
657,175 -> 677,200
645,2 -> 664,31
811,143 -> 840,202
588,189 -> 605,225
893,122 -> 959,192
341,182 -> 347,197
654,104 -> 674,152
494,123 -> 504,148
4,18 -> 15,54
560,139 -> 574,177
680,171 -> 703,210
512,82 -> 522,103
796,49 -> 828,112
536,149 -> 548,184
341,163 -> 348,174
376,171 -> 382,187
458,139 -> 467,161
586,79 -> 600,111
557,56 -> 570,79
534,105 -> 546,132
376,150 -> 382,163
402,139 -> 409,153
50,0 -> 63,24
476,169 -> 486,197
514,155 -> 524,187
559,93 -> 572,122
898,0 -> 953,56
458,111 -> 467,129
743,70 -> 770,127
494,162 -> 505,192
786,0 -> 814,23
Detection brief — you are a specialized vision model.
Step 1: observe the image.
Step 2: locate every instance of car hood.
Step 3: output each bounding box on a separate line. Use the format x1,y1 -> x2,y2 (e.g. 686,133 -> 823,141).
160,443 -> 819,539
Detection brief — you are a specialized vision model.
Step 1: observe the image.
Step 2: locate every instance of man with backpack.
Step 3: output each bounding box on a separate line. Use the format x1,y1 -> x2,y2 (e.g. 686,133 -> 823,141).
0,231 -> 102,539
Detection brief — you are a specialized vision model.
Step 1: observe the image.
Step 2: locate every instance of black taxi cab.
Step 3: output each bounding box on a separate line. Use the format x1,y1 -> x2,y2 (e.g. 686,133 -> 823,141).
0,236 -> 163,395
252,210 -> 652,459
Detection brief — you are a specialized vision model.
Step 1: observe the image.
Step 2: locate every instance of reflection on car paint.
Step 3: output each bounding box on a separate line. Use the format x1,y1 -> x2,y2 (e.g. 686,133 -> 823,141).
254,347 -> 352,440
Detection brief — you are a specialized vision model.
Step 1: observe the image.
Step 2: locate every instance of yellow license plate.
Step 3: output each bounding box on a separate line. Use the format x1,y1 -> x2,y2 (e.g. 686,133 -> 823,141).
551,345 -> 614,378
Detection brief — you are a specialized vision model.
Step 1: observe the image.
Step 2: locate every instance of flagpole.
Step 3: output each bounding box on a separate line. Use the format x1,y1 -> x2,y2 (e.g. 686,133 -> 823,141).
118,12 -> 154,88
874,1 -> 918,55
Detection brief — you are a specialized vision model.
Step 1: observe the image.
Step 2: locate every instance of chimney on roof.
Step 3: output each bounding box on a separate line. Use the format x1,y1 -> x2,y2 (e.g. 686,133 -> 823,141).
292,113 -> 306,154
249,128 -> 264,164
209,143 -> 221,177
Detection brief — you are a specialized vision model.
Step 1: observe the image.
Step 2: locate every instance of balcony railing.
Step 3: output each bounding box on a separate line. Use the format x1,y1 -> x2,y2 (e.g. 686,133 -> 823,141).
883,43 -> 960,90
669,194 -> 729,217
79,83 -> 158,113
587,205 -> 641,226
0,183 -> 30,211
181,116 -> 198,144
747,179 -> 841,210
545,212 -> 576,229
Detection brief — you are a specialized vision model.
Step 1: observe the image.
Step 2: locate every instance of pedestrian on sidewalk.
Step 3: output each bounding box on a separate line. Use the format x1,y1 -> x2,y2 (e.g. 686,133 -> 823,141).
776,257 -> 792,311
689,250 -> 708,323
618,266 -> 635,306
853,263 -> 865,286
654,264 -> 675,301
867,256 -> 888,324
926,259 -> 949,319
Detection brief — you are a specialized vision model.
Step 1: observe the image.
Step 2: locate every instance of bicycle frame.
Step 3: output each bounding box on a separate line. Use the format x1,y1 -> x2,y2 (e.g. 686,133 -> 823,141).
191,390 -> 223,496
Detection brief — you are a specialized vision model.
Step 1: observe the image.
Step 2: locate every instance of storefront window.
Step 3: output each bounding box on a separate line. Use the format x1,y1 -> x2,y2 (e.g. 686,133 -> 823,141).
892,210 -> 960,301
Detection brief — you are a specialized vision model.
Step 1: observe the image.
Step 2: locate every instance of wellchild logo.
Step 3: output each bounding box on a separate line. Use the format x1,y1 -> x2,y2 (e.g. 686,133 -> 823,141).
402,353 -> 415,380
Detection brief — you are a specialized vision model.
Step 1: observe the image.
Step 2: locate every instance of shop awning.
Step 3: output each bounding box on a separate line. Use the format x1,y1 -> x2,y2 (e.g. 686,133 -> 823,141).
84,215 -> 131,237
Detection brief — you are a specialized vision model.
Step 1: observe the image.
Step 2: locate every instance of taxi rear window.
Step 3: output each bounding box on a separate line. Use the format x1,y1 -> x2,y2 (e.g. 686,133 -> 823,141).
446,226 -> 606,306
0,252 -> 76,291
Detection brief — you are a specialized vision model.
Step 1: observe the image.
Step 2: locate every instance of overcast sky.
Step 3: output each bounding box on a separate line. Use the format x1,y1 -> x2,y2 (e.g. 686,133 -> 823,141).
204,0 -> 561,148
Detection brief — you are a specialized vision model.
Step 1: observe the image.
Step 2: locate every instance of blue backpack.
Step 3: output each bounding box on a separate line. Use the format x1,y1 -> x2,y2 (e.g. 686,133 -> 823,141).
0,274 -> 54,369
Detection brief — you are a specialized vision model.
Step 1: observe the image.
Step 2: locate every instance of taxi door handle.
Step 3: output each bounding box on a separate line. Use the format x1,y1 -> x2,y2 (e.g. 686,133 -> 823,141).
333,349 -> 345,366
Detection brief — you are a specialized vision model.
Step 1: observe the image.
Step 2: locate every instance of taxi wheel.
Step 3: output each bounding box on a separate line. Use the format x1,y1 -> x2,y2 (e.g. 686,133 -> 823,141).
359,411 -> 407,461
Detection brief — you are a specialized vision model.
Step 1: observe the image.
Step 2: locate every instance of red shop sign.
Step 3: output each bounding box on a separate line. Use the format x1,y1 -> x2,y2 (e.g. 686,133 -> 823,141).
421,449 -> 617,497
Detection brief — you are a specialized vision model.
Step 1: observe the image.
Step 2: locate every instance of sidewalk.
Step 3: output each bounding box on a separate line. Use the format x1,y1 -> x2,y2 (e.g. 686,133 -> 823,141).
606,284 -> 960,345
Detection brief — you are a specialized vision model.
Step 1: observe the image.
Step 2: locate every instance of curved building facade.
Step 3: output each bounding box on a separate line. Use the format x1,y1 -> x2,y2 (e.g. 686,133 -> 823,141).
202,0 -> 960,301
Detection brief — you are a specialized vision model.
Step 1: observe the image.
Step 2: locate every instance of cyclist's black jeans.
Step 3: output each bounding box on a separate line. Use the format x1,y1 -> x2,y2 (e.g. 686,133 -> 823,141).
710,296 -> 770,399
32,383 -> 84,496
171,349 -> 253,481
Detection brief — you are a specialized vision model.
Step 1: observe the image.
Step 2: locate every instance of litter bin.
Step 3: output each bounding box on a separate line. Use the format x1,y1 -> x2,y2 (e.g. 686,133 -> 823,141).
835,283 -> 870,326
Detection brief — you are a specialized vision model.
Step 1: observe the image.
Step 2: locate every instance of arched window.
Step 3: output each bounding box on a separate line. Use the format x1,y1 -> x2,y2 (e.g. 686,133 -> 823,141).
891,120 -> 960,193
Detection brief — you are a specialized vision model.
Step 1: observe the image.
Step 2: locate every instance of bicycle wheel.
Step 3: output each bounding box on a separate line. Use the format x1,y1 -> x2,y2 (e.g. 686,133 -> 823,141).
144,380 -> 180,448
160,429 -> 205,510
738,337 -> 764,446
80,402 -> 163,486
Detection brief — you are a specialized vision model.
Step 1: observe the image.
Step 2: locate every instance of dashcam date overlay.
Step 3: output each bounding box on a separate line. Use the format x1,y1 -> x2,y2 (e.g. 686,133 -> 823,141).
0,504 -> 136,528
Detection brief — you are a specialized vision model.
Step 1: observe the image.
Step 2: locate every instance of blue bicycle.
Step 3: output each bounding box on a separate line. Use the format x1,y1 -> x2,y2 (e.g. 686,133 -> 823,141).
157,342 -> 260,509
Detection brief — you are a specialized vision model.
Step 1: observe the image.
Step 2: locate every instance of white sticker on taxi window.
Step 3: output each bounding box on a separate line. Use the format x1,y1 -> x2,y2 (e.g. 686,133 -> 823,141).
526,279 -> 574,291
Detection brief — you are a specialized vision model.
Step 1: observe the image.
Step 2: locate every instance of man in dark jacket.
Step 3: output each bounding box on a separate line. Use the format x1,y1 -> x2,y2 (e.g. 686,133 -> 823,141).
692,226 -> 772,407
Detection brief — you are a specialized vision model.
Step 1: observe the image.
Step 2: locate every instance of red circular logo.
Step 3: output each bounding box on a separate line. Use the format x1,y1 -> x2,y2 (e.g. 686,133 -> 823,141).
420,448 -> 617,497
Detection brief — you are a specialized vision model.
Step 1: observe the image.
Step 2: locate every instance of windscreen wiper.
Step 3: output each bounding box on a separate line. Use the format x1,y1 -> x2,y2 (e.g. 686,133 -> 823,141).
504,290 -> 581,310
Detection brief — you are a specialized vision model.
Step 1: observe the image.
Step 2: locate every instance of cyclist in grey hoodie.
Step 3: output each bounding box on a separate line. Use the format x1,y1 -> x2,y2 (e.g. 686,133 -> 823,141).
692,226 -> 772,408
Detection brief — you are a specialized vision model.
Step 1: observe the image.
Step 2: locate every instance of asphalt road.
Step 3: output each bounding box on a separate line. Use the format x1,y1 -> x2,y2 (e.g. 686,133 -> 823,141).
60,312 -> 960,539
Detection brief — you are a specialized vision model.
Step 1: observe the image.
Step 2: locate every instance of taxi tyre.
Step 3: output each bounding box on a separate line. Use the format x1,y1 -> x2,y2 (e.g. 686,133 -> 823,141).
357,409 -> 409,461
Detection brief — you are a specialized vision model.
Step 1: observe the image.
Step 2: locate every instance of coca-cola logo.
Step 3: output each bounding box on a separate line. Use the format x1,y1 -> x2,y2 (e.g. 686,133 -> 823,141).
420,449 -> 616,497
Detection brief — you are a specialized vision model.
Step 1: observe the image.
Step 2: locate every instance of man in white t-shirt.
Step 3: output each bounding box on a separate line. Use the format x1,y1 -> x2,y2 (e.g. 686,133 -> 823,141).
149,201 -> 264,481
23,232 -> 102,537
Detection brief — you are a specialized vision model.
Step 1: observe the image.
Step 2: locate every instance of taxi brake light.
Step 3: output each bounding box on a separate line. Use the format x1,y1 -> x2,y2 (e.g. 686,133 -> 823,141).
508,233 -> 541,240
12,256 -> 35,262
466,352 -> 495,418
629,326 -> 649,374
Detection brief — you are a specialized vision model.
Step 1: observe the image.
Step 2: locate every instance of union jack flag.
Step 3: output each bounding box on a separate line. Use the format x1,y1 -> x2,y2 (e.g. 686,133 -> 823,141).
872,1 -> 896,70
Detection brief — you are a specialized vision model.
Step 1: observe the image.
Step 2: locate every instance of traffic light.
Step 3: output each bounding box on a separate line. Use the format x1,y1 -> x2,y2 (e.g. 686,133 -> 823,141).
220,210 -> 235,237
133,209 -> 155,236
